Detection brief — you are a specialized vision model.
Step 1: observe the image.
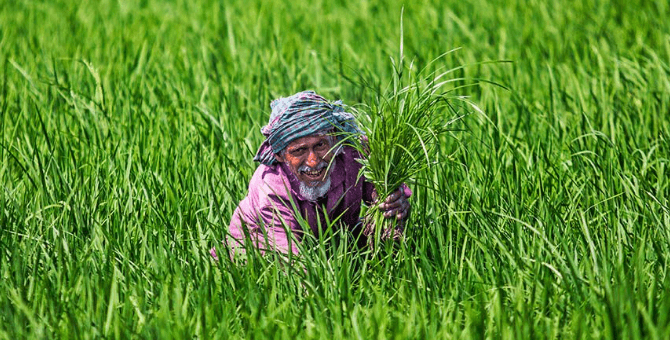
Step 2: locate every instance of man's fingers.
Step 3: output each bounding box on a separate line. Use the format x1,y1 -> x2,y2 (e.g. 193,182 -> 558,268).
400,201 -> 410,220
379,189 -> 405,209
396,202 -> 410,220
383,204 -> 400,218
383,200 -> 410,220
380,198 -> 402,210
385,190 -> 403,203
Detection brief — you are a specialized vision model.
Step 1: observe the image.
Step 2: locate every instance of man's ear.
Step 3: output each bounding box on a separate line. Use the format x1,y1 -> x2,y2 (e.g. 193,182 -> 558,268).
274,153 -> 284,163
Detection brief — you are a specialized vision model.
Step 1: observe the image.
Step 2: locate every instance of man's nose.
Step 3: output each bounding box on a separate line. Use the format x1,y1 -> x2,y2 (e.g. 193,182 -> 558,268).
305,150 -> 319,167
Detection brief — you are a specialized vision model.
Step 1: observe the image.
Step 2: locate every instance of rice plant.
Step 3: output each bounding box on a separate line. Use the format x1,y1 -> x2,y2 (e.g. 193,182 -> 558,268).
347,17 -> 484,247
1,0 -> 669,338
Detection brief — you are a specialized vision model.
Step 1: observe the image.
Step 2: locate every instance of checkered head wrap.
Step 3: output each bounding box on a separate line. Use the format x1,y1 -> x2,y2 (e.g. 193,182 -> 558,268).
253,90 -> 360,165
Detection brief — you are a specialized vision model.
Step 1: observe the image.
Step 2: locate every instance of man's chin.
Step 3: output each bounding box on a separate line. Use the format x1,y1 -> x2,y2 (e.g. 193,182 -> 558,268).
299,176 -> 332,201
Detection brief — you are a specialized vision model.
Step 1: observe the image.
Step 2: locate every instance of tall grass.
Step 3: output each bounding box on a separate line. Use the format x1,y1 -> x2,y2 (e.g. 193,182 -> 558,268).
348,39 -> 480,245
1,0 -> 669,339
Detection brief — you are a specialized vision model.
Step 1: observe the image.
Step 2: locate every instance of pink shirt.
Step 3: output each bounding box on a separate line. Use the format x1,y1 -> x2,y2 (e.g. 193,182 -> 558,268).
226,146 -> 376,254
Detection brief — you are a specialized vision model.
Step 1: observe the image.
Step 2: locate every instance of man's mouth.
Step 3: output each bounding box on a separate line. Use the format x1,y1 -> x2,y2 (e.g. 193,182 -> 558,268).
299,163 -> 328,180
301,167 -> 325,179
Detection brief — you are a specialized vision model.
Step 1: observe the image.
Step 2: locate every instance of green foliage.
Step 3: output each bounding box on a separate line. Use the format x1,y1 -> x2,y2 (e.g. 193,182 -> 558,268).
351,48 -> 470,201
1,0 -> 669,339
347,26 -> 484,246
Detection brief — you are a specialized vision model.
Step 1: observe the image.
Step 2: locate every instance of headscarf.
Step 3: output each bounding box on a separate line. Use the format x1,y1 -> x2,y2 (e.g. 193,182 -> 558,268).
253,90 -> 360,165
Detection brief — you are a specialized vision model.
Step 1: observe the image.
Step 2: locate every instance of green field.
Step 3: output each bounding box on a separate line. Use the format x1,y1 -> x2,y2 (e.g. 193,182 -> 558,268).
1,0 -> 669,338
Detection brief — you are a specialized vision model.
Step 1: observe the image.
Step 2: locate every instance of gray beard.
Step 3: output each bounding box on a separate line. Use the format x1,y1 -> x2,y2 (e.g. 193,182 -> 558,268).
299,175 -> 331,202
298,158 -> 336,202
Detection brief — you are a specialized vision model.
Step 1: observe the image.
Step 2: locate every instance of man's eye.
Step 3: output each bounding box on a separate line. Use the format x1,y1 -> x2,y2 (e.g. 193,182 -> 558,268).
291,148 -> 306,155
315,142 -> 327,150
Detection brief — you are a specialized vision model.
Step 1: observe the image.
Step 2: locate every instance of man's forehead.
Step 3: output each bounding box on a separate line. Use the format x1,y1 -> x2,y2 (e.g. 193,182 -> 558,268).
287,134 -> 332,148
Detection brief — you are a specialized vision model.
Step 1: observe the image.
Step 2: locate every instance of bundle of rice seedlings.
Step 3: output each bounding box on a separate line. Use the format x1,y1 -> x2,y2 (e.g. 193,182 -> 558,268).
344,19 -> 487,250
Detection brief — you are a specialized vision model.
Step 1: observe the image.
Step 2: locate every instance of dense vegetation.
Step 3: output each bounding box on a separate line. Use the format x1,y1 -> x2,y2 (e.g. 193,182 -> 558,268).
1,0 -> 669,338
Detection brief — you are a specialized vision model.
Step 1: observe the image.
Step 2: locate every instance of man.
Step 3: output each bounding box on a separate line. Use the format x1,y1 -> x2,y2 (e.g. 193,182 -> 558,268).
215,90 -> 410,257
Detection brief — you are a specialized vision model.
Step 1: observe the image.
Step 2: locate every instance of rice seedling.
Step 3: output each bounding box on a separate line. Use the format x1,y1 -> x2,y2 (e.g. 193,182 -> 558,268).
346,16 -> 486,248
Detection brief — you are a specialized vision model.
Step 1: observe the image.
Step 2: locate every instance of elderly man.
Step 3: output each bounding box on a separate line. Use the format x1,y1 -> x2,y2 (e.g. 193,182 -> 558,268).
219,90 -> 410,256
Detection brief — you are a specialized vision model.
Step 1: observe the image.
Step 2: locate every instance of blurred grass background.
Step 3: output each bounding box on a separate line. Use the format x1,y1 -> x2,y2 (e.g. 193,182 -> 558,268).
1,0 -> 669,338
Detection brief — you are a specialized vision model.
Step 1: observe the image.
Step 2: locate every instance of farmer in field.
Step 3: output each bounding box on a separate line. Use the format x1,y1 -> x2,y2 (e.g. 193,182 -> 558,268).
214,90 -> 410,257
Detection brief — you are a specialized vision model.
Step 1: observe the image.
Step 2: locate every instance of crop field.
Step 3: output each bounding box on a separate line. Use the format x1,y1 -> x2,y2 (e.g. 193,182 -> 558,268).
1,0 -> 669,338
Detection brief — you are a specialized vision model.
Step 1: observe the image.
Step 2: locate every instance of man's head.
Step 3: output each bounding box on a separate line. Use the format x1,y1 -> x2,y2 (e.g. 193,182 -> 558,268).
274,134 -> 335,187
253,90 -> 359,200
253,90 -> 359,166
275,133 -> 342,201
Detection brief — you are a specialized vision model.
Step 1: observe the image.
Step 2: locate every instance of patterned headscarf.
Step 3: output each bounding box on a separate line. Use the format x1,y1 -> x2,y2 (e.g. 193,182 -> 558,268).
253,90 -> 360,165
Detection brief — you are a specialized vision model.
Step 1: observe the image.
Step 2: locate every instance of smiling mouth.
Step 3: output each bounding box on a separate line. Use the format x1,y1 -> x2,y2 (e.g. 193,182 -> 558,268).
301,168 -> 325,180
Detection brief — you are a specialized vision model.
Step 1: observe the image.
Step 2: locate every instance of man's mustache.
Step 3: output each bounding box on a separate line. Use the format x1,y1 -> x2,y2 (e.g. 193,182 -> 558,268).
298,161 -> 328,173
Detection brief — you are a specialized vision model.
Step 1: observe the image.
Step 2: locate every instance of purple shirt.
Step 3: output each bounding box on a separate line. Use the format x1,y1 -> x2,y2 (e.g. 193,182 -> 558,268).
226,146 -> 375,254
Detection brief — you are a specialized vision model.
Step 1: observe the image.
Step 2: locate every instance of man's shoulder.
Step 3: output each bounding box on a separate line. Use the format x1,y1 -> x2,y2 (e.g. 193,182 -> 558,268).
248,163 -> 294,203
232,163 -> 297,232
338,145 -> 365,171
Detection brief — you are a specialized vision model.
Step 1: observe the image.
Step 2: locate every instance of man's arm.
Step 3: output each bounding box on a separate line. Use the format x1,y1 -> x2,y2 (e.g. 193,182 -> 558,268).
229,192 -> 302,255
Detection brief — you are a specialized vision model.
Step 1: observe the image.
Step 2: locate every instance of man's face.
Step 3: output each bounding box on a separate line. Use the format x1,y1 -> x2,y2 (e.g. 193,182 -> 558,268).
274,135 -> 334,187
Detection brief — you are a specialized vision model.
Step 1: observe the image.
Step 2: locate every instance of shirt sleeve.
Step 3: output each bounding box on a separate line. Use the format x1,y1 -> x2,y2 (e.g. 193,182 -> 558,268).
255,192 -> 303,254
401,183 -> 412,198
362,180 -> 376,205
226,185 -> 302,256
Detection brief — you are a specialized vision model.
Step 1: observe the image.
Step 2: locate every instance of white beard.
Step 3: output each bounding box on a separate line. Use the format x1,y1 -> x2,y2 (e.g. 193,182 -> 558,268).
298,158 -> 336,202
299,175 -> 331,202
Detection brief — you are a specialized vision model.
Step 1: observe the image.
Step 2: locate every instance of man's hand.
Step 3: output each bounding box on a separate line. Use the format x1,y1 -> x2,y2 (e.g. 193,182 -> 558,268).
365,187 -> 411,243
376,187 -> 410,222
